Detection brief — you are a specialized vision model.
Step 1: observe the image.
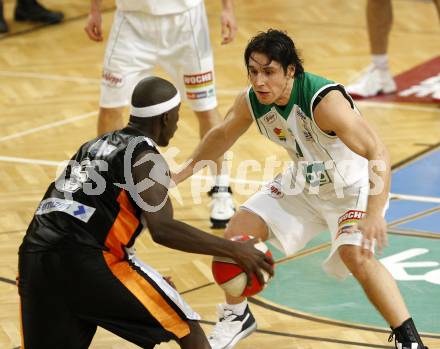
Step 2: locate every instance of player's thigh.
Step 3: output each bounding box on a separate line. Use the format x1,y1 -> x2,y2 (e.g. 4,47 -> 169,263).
225,208 -> 270,241
160,2 -> 217,112
100,11 -> 156,108
236,177 -> 327,256
63,250 -> 198,348
18,252 -> 96,349
321,186 -> 382,279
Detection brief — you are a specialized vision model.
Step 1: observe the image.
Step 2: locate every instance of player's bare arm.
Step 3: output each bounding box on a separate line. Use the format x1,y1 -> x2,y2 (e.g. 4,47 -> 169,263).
220,0 -> 237,44
85,0 -> 103,41
313,90 -> 390,254
174,91 -> 253,184
133,150 -> 274,283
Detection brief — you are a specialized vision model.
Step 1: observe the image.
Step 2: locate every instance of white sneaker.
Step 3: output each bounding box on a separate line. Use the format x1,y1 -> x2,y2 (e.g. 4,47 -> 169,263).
432,83 -> 440,102
346,65 -> 397,98
209,186 -> 235,229
208,304 -> 257,349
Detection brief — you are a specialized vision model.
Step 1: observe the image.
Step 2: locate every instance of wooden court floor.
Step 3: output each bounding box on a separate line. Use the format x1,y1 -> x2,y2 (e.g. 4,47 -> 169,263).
0,0 -> 439,348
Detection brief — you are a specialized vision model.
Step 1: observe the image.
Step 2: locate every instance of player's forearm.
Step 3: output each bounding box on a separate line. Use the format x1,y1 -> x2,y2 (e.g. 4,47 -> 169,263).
150,218 -> 237,258
221,0 -> 234,11
90,0 -> 102,13
366,143 -> 391,216
177,126 -> 233,183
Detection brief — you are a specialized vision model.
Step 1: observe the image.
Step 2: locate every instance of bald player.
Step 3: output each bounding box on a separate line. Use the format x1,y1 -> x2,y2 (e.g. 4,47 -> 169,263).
18,76 -> 274,349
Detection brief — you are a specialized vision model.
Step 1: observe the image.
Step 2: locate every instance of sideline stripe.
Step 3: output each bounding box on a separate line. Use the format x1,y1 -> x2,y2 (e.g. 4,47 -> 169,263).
0,276 -> 15,285
0,156 -> 61,166
391,142 -> 440,171
0,71 -> 100,84
0,111 -> 97,143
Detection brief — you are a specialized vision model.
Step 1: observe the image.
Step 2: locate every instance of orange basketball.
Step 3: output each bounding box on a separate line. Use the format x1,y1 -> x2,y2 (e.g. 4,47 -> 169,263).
212,234 -> 273,297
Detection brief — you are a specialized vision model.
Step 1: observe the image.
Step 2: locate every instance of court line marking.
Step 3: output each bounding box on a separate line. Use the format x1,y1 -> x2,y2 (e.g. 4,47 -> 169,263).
198,318 -> 392,348
0,111 -> 97,143
390,193 -> 440,204
0,71 -> 100,84
248,297 -> 440,339
388,205 -> 440,227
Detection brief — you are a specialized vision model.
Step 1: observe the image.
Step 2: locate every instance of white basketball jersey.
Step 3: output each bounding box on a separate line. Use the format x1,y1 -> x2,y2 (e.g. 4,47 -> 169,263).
245,72 -> 369,199
116,0 -> 202,15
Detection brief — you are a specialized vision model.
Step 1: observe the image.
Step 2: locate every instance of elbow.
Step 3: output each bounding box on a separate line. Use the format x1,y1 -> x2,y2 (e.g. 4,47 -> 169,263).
146,220 -> 167,245
150,228 -> 165,244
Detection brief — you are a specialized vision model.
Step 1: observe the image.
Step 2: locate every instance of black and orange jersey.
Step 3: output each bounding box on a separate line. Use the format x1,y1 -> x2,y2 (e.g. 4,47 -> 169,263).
20,127 -> 158,258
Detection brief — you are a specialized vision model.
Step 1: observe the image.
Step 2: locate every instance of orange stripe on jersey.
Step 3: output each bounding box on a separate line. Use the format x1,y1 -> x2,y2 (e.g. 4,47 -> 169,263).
19,294 -> 25,349
105,190 -> 140,260
103,252 -> 190,338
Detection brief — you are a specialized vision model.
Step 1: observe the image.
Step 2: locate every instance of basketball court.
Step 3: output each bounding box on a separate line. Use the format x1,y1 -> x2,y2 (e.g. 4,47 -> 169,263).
0,0 -> 439,348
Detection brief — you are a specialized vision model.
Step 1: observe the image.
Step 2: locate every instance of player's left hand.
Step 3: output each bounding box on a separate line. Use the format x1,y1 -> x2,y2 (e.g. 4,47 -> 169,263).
220,7 -> 237,45
357,214 -> 388,256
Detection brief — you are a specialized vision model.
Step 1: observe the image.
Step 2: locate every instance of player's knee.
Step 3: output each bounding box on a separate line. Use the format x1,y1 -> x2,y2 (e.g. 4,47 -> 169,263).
179,321 -> 210,349
339,245 -> 371,277
224,210 -> 269,241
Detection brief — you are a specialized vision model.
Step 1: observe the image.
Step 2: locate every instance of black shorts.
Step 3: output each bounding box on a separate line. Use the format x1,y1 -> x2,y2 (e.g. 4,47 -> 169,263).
18,248 -> 192,349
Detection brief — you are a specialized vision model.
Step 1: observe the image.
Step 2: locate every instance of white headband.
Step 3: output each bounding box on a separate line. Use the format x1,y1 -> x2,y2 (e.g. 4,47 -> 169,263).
130,91 -> 181,118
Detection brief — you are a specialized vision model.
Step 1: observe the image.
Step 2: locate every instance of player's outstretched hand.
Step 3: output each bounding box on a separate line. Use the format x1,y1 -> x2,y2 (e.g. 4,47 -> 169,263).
220,6 -> 237,45
357,214 -> 388,256
230,238 -> 274,286
85,11 -> 103,42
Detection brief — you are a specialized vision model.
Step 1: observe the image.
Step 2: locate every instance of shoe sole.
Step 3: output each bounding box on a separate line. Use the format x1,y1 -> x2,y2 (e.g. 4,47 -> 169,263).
210,218 -> 229,229
224,322 -> 257,349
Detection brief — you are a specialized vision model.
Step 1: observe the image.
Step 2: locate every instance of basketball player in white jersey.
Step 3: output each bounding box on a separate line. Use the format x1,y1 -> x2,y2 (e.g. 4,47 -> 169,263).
84,0 -> 236,228
174,29 -> 429,349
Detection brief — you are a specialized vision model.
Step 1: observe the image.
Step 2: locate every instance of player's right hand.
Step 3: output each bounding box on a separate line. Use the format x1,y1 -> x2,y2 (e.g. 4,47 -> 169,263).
231,238 -> 274,286
84,11 -> 103,42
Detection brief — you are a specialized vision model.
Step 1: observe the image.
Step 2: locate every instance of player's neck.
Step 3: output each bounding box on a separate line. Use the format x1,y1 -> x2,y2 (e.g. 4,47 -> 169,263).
274,77 -> 294,106
126,122 -> 160,144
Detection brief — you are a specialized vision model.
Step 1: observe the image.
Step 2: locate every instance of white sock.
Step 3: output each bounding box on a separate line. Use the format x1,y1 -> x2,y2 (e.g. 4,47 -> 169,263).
372,54 -> 390,71
225,300 -> 248,315
215,174 -> 230,188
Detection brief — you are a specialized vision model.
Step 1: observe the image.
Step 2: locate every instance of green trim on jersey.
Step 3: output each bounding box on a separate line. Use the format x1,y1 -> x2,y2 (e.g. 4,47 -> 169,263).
248,72 -> 334,120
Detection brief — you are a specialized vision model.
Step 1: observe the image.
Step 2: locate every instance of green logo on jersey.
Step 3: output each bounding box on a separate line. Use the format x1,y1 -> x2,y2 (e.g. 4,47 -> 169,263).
302,162 -> 331,187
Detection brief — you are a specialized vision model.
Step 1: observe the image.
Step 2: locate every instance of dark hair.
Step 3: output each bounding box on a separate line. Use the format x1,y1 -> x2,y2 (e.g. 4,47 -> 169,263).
244,29 -> 304,77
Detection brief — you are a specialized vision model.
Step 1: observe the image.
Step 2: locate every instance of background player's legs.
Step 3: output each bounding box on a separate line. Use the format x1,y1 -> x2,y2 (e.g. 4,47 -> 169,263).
346,0 -> 396,97
434,0 -> 440,20
367,0 -> 392,55
98,10 -> 157,135
194,108 -> 223,178
194,107 -> 235,228
97,106 -> 125,135
177,320 -> 211,349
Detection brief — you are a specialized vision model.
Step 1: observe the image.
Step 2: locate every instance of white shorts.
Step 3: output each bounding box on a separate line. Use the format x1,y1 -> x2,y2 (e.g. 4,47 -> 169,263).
100,2 -> 217,111
241,175 -> 381,280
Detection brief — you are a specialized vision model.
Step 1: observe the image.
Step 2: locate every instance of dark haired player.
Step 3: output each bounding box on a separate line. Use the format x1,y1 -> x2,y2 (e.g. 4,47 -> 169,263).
174,29 -> 428,349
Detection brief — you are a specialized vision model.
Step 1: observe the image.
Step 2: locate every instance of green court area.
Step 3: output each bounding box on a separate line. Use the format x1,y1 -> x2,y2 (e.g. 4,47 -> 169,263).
262,233 -> 440,333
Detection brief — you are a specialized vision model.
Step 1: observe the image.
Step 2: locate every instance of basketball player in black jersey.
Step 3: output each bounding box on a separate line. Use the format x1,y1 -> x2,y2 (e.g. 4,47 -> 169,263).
18,76 -> 274,349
